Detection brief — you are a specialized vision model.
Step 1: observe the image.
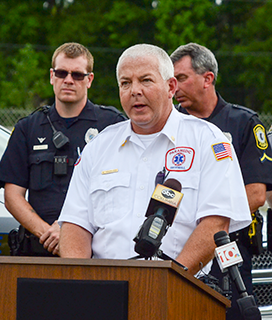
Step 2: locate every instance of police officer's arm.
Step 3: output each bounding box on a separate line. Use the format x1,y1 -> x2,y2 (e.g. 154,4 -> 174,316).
4,183 -> 60,255
59,222 -> 92,258
175,215 -> 230,276
245,183 -> 266,213
267,190 -> 272,208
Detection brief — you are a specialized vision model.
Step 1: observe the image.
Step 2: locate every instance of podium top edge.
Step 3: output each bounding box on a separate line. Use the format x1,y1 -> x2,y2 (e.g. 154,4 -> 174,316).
0,256 -> 231,307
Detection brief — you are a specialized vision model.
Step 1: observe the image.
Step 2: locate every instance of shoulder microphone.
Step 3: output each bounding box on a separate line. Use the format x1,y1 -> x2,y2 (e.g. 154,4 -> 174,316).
214,231 -> 261,320
133,179 -> 183,258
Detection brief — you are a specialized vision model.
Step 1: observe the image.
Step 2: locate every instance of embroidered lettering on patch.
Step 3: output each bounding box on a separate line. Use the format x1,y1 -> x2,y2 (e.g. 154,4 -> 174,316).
165,147 -> 195,172
253,124 -> 268,150
212,142 -> 232,161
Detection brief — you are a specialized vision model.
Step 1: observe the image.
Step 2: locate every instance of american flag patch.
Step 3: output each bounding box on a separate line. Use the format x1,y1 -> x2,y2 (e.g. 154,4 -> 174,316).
212,142 -> 233,161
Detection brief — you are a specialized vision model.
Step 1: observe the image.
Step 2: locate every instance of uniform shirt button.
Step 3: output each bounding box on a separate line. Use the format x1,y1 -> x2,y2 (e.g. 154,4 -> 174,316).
142,157 -> 148,162
140,185 -> 145,190
137,213 -> 141,217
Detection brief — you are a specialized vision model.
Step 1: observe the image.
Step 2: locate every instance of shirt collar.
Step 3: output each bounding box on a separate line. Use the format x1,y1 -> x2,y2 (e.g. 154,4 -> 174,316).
118,106 -> 180,149
41,99 -> 97,124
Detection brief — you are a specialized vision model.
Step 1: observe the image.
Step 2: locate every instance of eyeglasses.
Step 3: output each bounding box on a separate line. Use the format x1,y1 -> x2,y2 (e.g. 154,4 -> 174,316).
53,69 -> 90,81
155,167 -> 170,187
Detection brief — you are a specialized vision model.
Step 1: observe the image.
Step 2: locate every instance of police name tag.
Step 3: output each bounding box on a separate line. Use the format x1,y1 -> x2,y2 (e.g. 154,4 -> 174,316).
33,145 -> 48,150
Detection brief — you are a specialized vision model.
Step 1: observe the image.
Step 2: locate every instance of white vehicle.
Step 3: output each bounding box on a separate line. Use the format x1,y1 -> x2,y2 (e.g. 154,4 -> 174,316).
0,125 -> 19,255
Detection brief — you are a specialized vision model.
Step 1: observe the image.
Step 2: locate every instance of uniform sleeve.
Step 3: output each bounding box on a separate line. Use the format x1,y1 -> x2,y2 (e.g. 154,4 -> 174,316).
58,144 -> 95,234
239,116 -> 272,190
196,126 -> 252,233
0,120 -> 29,188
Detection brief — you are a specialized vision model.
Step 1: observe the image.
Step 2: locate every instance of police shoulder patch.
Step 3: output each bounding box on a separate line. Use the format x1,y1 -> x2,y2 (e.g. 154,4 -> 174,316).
253,124 -> 268,150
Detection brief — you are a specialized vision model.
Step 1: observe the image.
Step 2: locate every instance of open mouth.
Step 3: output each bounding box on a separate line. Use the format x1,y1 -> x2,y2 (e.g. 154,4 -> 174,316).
133,104 -> 146,110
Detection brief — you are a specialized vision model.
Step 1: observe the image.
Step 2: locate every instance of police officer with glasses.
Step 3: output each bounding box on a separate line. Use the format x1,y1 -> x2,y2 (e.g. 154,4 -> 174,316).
0,42 -> 126,256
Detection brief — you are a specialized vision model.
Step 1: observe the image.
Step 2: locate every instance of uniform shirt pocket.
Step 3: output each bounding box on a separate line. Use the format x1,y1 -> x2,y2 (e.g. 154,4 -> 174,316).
89,172 -> 131,225
29,152 -> 55,190
171,171 -> 200,224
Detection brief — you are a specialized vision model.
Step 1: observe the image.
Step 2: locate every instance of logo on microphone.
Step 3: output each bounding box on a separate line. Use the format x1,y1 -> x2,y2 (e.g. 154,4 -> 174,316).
161,189 -> 175,199
215,241 -> 243,272
152,184 -> 183,208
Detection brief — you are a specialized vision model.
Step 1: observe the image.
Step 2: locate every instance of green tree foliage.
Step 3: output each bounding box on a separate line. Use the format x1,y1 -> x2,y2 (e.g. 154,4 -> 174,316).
231,3 -> 272,112
0,44 -> 52,109
0,0 -> 271,113
153,0 -> 218,52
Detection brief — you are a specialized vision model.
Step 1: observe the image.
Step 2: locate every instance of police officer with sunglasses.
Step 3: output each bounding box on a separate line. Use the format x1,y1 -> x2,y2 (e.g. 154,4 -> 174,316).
0,42 -> 126,256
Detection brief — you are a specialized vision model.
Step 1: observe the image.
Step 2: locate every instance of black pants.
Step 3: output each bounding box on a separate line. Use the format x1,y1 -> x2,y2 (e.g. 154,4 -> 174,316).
210,242 -> 253,320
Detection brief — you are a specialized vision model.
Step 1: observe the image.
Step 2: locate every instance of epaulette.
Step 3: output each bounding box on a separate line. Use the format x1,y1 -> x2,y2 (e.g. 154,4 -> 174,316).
98,105 -> 127,120
232,104 -> 258,116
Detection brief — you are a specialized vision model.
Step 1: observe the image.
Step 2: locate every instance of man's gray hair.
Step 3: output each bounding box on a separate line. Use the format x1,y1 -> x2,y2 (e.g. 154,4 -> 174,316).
116,44 -> 174,84
170,43 -> 218,85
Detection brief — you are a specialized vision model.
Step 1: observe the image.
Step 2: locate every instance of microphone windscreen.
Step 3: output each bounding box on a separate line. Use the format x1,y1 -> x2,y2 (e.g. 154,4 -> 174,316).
163,178 -> 182,192
214,230 -> 230,247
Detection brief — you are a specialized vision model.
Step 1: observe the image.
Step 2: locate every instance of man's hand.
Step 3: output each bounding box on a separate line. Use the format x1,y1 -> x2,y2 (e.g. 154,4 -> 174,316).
39,220 -> 60,255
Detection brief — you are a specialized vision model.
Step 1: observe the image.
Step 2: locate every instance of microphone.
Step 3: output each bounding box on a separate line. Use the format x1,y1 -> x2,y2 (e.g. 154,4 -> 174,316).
214,231 -> 261,320
133,179 -> 183,258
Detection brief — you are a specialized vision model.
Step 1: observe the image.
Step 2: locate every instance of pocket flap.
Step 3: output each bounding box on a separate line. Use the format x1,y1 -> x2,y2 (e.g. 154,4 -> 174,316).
29,152 -> 55,165
90,172 -> 131,193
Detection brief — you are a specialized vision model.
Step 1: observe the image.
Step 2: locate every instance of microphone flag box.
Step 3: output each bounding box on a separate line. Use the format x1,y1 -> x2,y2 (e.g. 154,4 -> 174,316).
145,184 -> 183,226
215,241 -> 243,273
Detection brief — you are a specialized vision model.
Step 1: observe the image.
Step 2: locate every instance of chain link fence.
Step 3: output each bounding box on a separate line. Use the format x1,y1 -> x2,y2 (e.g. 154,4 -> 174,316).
0,108 -> 272,132
0,108 -> 34,130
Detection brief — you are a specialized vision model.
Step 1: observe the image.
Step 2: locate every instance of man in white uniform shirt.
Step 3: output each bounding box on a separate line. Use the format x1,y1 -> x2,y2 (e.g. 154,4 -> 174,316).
58,44 -> 251,276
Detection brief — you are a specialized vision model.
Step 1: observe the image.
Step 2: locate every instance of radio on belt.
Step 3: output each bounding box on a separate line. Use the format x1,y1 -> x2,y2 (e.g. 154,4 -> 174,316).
54,155 -> 68,175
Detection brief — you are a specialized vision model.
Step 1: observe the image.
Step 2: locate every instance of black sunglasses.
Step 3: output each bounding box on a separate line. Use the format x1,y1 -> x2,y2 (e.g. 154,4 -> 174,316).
53,69 -> 90,81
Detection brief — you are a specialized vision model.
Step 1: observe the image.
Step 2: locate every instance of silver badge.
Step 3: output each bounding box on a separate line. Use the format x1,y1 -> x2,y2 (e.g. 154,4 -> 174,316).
223,132 -> 232,143
85,128 -> 99,143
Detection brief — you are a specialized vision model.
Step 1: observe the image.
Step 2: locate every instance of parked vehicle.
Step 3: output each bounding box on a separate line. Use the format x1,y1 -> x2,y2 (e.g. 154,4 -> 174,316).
0,125 -> 19,255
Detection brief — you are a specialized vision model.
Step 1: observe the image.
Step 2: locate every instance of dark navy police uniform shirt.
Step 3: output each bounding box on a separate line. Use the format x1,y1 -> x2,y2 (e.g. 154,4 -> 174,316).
177,93 -> 272,190
0,100 -> 127,225
177,93 -> 272,319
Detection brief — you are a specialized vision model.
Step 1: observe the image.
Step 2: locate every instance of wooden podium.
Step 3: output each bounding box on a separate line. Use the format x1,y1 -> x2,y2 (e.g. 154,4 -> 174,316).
0,256 -> 230,320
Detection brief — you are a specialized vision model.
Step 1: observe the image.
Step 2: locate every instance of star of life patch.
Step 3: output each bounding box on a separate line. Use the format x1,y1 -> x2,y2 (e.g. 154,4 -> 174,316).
212,142 -> 232,161
165,147 -> 195,172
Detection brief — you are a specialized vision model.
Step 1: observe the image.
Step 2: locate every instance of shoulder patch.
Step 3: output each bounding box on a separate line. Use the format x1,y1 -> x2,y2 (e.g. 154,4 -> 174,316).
165,147 -> 195,172
253,124 -> 268,150
212,142 -> 233,161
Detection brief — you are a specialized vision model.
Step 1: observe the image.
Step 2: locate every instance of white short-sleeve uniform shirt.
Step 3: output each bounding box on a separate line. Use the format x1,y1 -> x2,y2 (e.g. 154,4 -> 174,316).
59,107 -> 251,274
